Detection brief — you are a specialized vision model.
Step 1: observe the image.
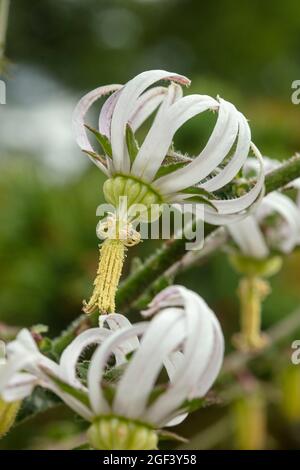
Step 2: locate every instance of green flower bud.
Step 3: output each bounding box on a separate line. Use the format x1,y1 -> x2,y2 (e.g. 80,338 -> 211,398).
87,417 -> 158,450
103,179 -> 115,205
103,176 -> 162,212
141,192 -> 158,207
126,181 -> 142,206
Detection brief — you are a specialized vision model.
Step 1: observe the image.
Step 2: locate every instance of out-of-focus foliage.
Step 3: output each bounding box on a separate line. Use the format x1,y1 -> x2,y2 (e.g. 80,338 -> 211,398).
1,0 -> 300,450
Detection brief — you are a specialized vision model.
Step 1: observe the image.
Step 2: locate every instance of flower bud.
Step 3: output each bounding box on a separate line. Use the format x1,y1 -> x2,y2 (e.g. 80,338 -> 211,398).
103,175 -> 162,211
87,417 -> 158,450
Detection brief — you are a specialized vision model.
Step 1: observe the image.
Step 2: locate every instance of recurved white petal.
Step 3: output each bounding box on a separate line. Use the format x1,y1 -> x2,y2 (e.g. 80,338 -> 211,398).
201,111 -> 251,191
130,86 -> 169,131
261,191 -> 300,253
87,323 -> 147,416
98,89 -> 122,138
113,308 -> 185,421
195,315 -> 224,396
202,208 -> 254,225
142,285 -> 184,317
227,215 -> 269,258
132,94 -> 218,182
0,330 -> 40,391
72,84 -> 122,173
0,329 -> 60,398
153,98 -> 239,194
100,314 -> 139,358
202,143 -> 265,218
144,286 -> 223,427
111,70 -> 190,174
59,328 -> 112,389
1,372 -> 38,401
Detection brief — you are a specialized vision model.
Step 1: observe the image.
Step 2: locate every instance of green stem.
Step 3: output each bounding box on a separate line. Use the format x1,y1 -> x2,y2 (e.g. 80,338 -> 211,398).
264,153 -> 300,193
233,276 -> 270,352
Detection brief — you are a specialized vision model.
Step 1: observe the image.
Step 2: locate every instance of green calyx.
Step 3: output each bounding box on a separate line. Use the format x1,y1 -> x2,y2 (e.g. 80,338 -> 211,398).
103,175 -> 163,209
229,253 -> 283,278
87,416 -> 158,450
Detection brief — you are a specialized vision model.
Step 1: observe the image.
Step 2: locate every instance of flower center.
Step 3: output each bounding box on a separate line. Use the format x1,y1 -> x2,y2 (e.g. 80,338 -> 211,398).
87,416 -> 158,450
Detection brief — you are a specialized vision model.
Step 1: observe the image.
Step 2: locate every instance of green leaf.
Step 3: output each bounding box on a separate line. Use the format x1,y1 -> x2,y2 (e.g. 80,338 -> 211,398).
179,395 -> 220,414
158,429 -> 188,444
155,161 -> 187,178
76,361 -> 89,384
85,124 -> 112,158
154,150 -> 191,178
147,384 -> 167,406
72,443 -> 91,450
102,384 -> 116,406
163,150 -> 192,165
17,387 -> 61,423
182,194 -> 218,210
82,149 -> 107,166
43,371 -> 90,408
181,186 -> 217,199
126,124 -> 139,162
104,363 -> 127,383
77,361 -> 127,386
179,397 -> 206,413
39,337 -> 55,356
179,186 -> 217,210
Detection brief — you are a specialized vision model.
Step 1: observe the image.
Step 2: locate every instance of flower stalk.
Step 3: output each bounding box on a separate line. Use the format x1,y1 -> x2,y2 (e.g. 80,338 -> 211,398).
233,276 -> 270,352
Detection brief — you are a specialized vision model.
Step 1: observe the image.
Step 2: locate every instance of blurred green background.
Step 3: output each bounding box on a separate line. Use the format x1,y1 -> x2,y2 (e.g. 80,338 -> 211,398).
1,0 -> 300,450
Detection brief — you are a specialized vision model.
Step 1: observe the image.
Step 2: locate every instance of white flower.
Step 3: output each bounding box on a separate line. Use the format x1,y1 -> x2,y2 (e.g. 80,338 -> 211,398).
73,69 -> 264,225
0,339 -> 39,402
228,158 -> 300,259
0,286 -> 224,429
